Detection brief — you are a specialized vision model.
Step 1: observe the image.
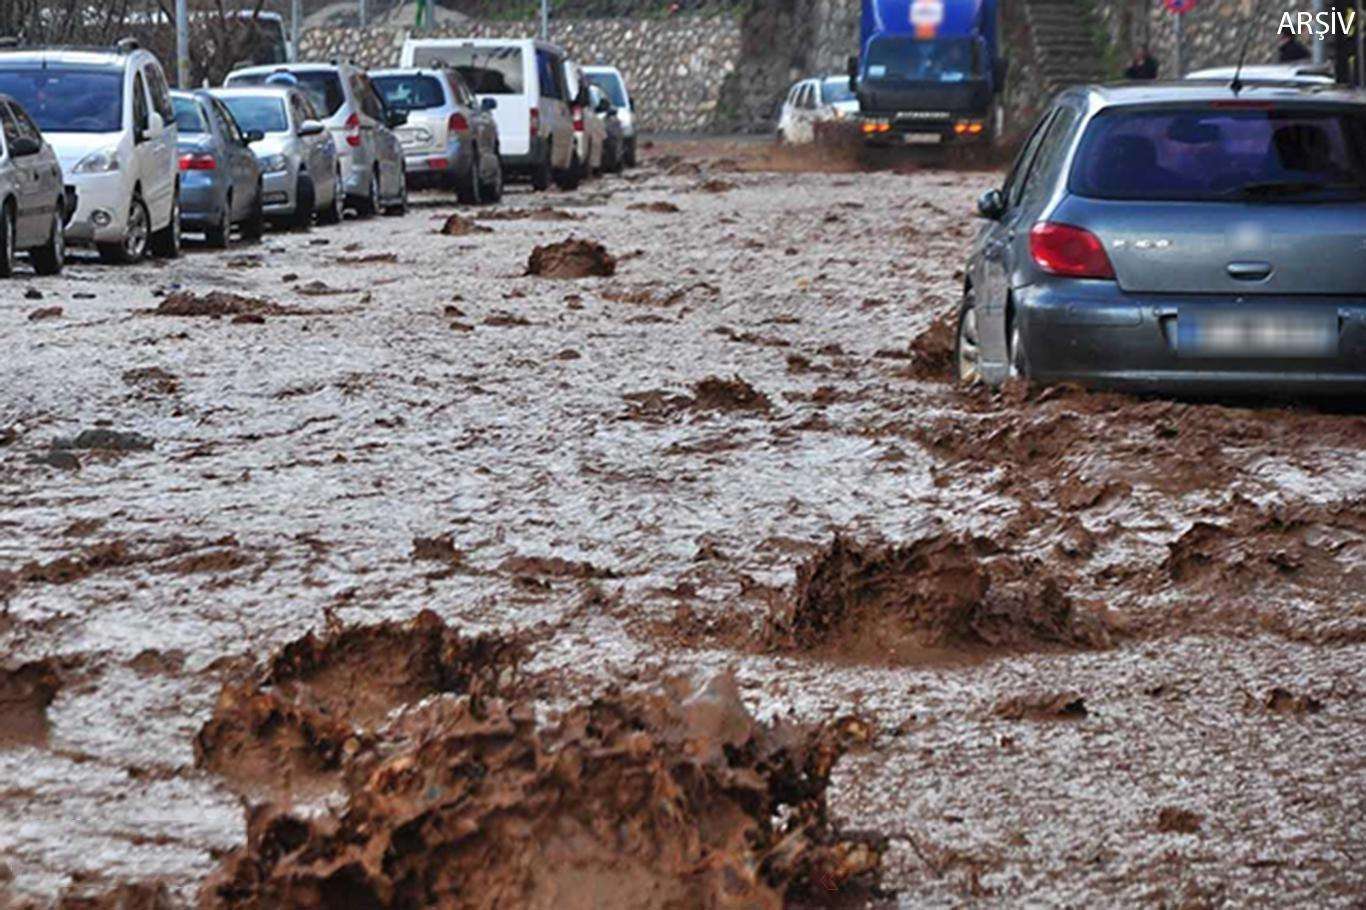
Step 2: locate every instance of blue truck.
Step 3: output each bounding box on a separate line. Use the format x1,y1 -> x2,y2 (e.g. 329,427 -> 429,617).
848,0 -> 1007,145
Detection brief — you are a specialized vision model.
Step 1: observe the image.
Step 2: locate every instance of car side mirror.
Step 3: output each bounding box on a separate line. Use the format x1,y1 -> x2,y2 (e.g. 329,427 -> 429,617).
9,136 -> 41,157
386,109 -> 407,128
480,97 -> 497,111
144,110 -> 165,141
976,188 -> 1006,220
298,119 -> 325,136
245,129 -> 265,143
595,98 -> 612,114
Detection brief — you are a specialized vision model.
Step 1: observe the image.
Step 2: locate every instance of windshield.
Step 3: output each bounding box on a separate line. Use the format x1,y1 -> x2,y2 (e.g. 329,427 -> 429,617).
228,70 -> 344,117
372,74 -> 445,111
585,72 -> 626,107
821,77 -> 855,103
218,96 -> 289,134
864,37 -> 979,83
1071,107 -> 1366,202
172,96 -> 207,134
408,45 -> 524,94
0,67 -> 123,133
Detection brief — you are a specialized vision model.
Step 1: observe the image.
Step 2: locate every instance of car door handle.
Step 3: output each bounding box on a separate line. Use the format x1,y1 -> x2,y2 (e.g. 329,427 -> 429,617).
1227,261 -> 1273,281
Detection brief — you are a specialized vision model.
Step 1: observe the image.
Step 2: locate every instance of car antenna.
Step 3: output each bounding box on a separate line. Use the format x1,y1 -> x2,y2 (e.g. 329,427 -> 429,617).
1229,0 -> 1270,95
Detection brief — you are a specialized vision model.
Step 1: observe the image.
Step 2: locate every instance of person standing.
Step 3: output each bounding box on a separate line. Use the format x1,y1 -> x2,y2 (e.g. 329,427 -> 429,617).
1124,46 -> 1159,79
1277,33 -> 1312,62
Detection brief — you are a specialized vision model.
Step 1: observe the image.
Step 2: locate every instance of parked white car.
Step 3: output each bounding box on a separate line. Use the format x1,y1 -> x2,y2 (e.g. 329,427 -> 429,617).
0,42 -> 181,263
583,64 -> 636,167
226,62 -> 407,217
563,60 -> 603,182
1185,63 -> 1336,85
777,75 -> 859,144
400,37 -> 575,191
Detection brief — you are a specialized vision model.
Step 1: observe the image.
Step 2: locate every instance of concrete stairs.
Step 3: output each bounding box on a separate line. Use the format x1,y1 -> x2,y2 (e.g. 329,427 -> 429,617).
1023,0 -> 1109,92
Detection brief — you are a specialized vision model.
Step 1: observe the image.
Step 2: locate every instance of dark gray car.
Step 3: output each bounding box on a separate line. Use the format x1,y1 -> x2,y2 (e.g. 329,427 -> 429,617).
959,82 -> 1366,396
171,90 -> 264,247
0,93 -> 66,276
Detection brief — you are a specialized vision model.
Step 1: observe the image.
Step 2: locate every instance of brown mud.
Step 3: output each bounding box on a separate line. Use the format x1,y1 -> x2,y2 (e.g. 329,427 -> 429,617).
525,238 -> 617,278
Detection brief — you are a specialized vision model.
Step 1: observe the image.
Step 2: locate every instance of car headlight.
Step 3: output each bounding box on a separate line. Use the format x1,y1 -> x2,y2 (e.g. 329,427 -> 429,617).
72,148 -> 120,174
258,153 -> 288,173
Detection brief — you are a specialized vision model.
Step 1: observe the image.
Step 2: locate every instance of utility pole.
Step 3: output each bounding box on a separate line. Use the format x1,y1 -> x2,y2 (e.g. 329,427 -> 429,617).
174,0 -> 189,87
540,0 -> 549,39
1174,10 -> 1183,77
359,0 -> 367,28
1312,0 -> 1326,63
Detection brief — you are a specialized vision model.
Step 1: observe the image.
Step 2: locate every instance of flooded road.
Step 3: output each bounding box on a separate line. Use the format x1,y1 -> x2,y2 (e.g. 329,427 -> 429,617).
1,140 -> 1363,907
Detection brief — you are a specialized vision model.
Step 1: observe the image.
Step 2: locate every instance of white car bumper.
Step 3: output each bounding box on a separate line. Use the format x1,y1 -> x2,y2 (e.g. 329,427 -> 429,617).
62,171 -> 134,246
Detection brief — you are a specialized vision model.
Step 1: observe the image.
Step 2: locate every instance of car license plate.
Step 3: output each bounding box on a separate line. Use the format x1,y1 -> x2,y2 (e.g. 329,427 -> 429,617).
904,133 -> 941,145
1177,312 -> 1338,358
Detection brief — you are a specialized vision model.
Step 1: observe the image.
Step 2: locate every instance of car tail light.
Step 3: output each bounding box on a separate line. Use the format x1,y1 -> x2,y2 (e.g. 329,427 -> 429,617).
1029,222 -> 1115,279
529,106 -> 539,136
178,153 -> 216,171
345,112 -> 362,147
447,112 -> 469,133
572,105 -> 584,132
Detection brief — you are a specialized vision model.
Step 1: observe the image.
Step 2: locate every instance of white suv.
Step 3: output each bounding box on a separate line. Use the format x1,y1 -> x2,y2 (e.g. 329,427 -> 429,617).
0,42 -> 181,263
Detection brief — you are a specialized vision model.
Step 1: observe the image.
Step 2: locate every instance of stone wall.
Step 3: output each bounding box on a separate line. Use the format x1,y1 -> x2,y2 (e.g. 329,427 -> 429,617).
297,16 -> 742,131
1089,0 -> 1318,78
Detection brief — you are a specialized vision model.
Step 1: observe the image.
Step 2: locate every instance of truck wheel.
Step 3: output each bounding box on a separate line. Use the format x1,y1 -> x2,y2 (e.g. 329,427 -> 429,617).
530,145 -> 552,191
553,151 -> 582,190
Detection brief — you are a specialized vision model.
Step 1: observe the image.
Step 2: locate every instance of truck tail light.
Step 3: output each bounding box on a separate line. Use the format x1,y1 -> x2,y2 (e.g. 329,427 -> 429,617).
447,112 -> 469,133
529,106 -> 539,136
1029,222 -> 1115,280
345,112 -> 362,147
572,106 -> 584,132
178,153 -> 216,171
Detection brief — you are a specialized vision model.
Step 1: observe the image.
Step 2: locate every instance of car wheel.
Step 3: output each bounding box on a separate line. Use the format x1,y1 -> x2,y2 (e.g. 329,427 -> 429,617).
30,206 -> 65,276
356,167 -> 380,217
150,193 -> 181,259
242,184 -> 266,240
206,197 -> 231,248
954,289 -> 984,385
99,194 -> 150,264
383,164 -> 408,215
554,150 -> 582,190
1008,315 -> 1030,380
292,176 -> 316,229
456,151 -> 481,205
317,170 -> 344,225
0,202 -> 15,278
479,151 -> 504,203
530,144 -> 551,191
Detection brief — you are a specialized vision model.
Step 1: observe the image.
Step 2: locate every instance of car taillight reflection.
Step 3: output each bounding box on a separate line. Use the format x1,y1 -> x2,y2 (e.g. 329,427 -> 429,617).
178,153 -> 217,171
1029,222 -> 1115,280
345,112 -> 362,147
448,112 -> 469,133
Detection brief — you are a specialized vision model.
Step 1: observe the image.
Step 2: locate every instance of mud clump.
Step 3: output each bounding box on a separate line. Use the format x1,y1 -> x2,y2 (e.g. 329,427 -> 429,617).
199,671 -> 883,909
17,540 -> 136,586
525,238 -> 617,278
693,177 -> 737,193
437,213 -> 492,236
691,375 -> 772,413
476,206 -> 582,221
0,659 -> 61,746
627,201 -> 680,213
156,291 -> 280,318
766,534 -> 1109,657
499,553 -> 617,579
993,691 -> 1088,721
411,534 -> 461,564
122,366 -> 179,396
1155,807 -> 1204,834
906,309 -> 956,381
53,429 -> 154,452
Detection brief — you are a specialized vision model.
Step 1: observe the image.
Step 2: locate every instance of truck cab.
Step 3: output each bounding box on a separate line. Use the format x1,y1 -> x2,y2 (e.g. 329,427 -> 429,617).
850,0 -> 1006,145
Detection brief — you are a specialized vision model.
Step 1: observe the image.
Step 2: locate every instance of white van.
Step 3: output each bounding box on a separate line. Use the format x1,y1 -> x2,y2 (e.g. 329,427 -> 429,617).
400,37 -> 577,190
0,42 -> 181,263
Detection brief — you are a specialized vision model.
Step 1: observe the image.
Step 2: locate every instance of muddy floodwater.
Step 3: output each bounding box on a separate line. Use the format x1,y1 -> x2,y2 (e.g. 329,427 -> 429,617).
1,140 -> 1363,907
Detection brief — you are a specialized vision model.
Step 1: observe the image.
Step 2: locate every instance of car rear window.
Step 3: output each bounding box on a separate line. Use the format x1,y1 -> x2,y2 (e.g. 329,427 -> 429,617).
1070,105 -> 1366,202
372,74 -> 445,111
172,95 -> 207,133
408,45 -> 524,94
228,70 -> 345,118
219,96 -> 288,134
585,71 -> 626,107
0,66 -> 124,133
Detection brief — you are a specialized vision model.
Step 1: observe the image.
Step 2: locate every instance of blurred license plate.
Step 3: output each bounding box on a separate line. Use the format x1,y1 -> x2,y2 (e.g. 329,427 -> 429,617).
904,133 -> 941,145
1178,312 -> 1337,357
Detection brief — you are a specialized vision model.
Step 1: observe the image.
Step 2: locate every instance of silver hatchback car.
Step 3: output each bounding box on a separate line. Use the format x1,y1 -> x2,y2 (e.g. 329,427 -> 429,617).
960,81 -> 1366,396
0,93 -> 66,276
226,62 -> 407,217
210,85 -> 344,227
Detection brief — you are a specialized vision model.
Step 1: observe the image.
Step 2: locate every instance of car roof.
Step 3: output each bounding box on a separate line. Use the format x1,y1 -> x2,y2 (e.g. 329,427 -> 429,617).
1186,63 -> 1335,82
582,65 -> 622,75
371,67 -> 447,77
405,36 -> 563,52
231,62 -> 351,77
0,48 -> 135,68
1064,80 -> 1366,108
208,85 -> 294,98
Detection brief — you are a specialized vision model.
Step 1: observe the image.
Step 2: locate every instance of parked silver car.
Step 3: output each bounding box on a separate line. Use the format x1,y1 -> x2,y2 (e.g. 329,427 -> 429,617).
0,93 -> 66,276
960,82 -> 1366,396
371,67 -> 503,204
170,90 -> 265,246
210,85 -> 343,227
589,84 -> 625,174
583,64 -> 636,167
225,62 -> 407,217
